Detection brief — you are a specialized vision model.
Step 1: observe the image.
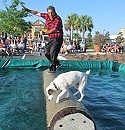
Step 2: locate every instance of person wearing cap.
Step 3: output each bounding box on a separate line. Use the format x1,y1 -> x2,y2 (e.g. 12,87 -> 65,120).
22,5 -> 63,72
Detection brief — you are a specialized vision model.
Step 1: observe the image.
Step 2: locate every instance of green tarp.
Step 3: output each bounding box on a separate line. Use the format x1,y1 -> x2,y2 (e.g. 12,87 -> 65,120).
0,58 -> 125,72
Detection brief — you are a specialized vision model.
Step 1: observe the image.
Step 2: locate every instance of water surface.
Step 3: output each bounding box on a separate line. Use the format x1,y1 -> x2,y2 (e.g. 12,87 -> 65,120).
0,69 -> 125,130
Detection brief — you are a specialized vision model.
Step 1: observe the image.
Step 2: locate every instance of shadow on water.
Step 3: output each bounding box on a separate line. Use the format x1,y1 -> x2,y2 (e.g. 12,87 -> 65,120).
0,69 -> 47,130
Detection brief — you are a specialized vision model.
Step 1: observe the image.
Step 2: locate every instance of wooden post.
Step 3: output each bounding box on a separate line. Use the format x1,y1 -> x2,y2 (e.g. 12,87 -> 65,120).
43,69 -> 96,130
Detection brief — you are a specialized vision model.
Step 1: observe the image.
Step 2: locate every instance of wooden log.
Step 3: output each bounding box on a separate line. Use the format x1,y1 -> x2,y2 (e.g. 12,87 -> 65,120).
43,69 -> 96,130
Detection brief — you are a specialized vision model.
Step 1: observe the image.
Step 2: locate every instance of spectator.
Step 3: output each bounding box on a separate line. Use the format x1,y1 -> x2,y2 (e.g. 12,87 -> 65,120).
106,43 -> 111,54
17,41 -> 25,54
80,40 -> 86,53
9,39 -> 17,57
114,43 -> 120,53
0,38 -> 9,57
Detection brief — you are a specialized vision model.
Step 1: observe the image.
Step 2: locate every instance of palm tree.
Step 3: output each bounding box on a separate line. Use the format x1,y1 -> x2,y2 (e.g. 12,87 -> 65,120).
64,13 -> 79,40
115,32 -> 124,44
74,17 -> 81,32
79,15 -> 94,41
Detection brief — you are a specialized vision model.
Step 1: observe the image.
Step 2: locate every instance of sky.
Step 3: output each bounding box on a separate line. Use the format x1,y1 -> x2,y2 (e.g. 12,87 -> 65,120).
1,0 -> 125,36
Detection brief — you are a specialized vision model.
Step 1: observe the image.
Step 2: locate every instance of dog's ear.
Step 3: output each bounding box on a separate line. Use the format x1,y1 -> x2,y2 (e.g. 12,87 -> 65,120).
86,70 -> 90,75
48,89 -> 54,95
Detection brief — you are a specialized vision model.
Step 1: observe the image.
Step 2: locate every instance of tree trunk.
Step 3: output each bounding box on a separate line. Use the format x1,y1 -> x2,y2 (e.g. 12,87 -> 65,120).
70,25 -> 73,40
81,28 -> 86,41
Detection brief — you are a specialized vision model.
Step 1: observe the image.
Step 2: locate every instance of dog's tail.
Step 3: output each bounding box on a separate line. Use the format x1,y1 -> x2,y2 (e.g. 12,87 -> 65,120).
85,70 -> 90,75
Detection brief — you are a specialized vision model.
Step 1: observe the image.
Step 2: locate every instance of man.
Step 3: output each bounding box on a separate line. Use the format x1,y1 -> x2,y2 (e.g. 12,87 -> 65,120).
22,5 -> 63,72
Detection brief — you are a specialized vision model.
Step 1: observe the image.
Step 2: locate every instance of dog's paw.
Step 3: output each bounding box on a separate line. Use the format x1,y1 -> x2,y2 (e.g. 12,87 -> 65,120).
65,95 -> 69,99
56,99 -> 59,103
56,101 -> 59,103
77,98 -> 82,102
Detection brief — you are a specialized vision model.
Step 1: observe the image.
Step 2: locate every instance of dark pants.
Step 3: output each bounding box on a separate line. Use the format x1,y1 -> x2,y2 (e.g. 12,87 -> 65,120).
45,36 -> 63,71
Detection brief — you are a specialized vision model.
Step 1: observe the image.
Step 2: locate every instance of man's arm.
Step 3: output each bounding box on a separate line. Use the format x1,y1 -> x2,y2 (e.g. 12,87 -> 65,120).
22,6 -> 58,35
22,5 -> 41,17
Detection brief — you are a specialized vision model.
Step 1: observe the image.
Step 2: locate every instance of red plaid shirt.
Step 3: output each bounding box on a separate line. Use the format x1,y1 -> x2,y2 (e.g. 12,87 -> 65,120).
40,13 -> 63,38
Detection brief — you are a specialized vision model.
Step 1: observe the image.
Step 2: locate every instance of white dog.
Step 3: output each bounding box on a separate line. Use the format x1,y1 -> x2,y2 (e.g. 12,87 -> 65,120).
46,70 -> 90,103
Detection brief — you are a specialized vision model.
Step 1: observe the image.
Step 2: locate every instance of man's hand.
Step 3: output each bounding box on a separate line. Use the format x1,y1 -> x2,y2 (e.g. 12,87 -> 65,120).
40,31 -> 46,35
40,29 -> 47,35
22,5 -> 29,12
21,6 -> 40,16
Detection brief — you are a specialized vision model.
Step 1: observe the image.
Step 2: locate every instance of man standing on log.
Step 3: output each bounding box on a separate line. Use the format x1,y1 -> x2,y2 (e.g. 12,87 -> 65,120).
22,5 -> 63,73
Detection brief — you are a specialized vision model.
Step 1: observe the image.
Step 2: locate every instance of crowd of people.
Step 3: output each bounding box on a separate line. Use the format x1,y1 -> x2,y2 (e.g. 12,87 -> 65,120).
102,42 -> 125,54
60,40 -> 86,55
0,36 -> 46,58
0,36 -> 86,59
1,36 -> 125,58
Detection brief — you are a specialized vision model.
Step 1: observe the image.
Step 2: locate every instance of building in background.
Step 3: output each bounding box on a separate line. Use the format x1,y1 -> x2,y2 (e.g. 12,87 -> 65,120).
26,19 -> 49,42
109,28 -> 125,42
120,28 -> 125,34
